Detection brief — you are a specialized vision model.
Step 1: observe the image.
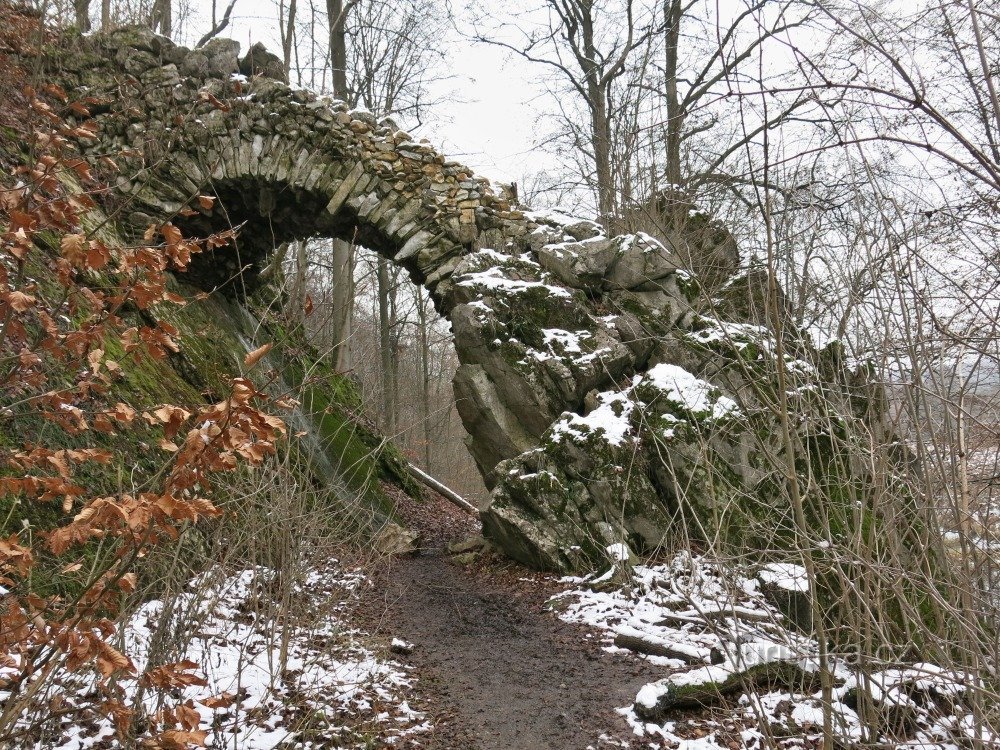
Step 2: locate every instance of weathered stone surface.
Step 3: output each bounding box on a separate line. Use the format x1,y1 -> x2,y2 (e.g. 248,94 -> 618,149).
240,41 -> 286,82
41,28 -> 873,575
621,194 -> 742,291
179,38 -> 240,79
536,236 -> 618,291
605,232 -> 681,291
374,522 -> 421,556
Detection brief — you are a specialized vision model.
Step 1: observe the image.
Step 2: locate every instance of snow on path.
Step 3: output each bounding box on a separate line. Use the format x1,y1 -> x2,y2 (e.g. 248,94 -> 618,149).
551,551 -> 997,750
1,563 -> 429,749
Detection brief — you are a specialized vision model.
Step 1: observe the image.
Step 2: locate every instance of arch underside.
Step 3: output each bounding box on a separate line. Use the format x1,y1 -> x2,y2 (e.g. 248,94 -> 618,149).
58,27 -> 817,573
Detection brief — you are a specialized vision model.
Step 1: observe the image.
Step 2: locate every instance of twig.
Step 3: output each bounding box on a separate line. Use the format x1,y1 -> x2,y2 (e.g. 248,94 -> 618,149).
196,0 -> 239,48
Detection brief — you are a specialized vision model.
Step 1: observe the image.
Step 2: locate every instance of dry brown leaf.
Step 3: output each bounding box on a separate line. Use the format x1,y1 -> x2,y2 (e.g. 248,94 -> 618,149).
60,233 -> 87,265
7,291 -> 36,312
87,348 -> 104,375
158,439 -> 179,453
243,343 -> 272,369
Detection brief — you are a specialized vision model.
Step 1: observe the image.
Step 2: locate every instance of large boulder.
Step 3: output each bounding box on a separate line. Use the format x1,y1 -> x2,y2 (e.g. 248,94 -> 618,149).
605,232 -> 682,291
240,41 -> 287,82
181,38 -> 240,79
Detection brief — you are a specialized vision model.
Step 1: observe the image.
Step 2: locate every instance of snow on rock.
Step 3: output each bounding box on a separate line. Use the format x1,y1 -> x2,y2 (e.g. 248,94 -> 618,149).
521,327 -> 616,369
547,364 -> 740,450
606,543 -> 632,563
456,266 -> 572,299
617,232 -> 667,255
686,316 -> 817,379
542,327 -> 591,353
1,563 -> 429,749
467,246 -> 538,267
550,388 -> 638,447
551,551 -> 998,749
645,363 -> 740,420
523,208 -> 605,240
757,562 -> 809,593
390,638 -> 415,655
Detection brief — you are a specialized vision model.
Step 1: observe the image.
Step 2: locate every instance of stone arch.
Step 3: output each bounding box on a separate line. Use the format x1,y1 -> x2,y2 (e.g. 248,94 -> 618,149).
52,28 -> 828,572
111,86 -> 511,304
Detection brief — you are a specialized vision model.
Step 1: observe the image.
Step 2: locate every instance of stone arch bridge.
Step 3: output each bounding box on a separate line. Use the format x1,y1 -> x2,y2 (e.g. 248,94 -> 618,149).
44,29 -> 829,572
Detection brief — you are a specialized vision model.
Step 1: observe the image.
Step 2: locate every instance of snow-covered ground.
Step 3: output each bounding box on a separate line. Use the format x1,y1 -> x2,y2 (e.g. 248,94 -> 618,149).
552,550 -> 998,750
0,563 -> 429,749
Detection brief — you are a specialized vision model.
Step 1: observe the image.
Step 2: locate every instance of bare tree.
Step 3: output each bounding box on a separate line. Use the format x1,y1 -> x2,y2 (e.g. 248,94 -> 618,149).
376,255 -> 399,434
472,1 -> 812,235
149,0 -> 170,36
73,0 -> 91,30
656,0 -> 812,223
472,0 -> 657,227
345,0 -> 451,120
325,0 -> 359,99
279,0 -> 297,76
195,0 -> 238,48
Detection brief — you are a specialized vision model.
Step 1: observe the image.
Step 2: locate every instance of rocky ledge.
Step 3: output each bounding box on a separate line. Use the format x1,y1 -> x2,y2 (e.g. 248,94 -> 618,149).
37,27 -> 891,573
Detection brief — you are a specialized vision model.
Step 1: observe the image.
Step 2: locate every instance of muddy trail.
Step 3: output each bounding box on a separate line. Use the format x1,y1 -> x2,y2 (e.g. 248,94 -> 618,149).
366,490 -> 660,749
368,555 -> 657,749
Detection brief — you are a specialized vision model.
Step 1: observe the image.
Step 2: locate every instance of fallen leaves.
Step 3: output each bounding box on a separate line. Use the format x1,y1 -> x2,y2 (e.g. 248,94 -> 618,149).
60,232 -> 87,264
0,84 -> 273,749
5,290 -> 35,311
243,342 -> 272,369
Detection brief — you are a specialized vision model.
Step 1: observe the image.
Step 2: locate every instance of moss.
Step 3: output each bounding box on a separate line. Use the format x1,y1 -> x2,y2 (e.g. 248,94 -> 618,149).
0,163 -> 419,604
150,281 -> 248,400
243,294 -> 422,513
0,342 -> 175,599
675,271 -> 701,303
495,285 -> 590,349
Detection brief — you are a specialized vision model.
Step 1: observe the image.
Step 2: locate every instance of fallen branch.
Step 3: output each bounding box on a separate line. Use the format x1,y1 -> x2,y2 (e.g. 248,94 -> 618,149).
406,462 -> 478,515
613,630 -> 717,665
635,661 -> 820,720
655,605 -> 782,627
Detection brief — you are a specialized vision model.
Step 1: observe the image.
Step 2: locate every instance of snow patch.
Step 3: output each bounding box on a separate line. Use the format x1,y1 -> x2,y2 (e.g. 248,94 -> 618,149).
456,267 -> 571,298
550,390 -> 637,447
552,551 -> 996,750
645,363 -> 739,420
1,563 -> 429,749
758,562 -> 809,593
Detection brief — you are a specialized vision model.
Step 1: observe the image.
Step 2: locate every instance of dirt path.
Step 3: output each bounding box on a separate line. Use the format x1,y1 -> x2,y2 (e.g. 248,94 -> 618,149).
367,551 -> 660,749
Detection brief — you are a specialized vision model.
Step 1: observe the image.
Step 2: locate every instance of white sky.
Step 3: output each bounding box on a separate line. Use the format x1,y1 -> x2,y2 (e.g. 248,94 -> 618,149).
178,0 -> 549,186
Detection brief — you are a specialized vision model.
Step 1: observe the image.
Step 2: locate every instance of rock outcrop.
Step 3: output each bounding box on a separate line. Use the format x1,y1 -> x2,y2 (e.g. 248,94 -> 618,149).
35,27 -> 871,572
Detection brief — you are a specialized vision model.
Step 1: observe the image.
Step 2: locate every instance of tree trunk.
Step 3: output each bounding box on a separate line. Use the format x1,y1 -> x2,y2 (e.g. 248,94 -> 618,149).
74,0 -> 92,31
280,0 -> 297,78
406,462 -> 478,514
293,240 -> 307,325
417,287 -> 432,469
150,0 -> 171,37
589,88 -> 616,229
577,7 -> 615,228
100,0 -> 110,30
328,238 -> 354,372
377,255 -> 397,434
663,0 -> 683,192
326,0 -> 349,100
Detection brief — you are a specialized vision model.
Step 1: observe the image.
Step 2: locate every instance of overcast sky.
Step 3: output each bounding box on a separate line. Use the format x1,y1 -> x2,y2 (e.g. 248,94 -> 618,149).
177,0 -> 549,187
